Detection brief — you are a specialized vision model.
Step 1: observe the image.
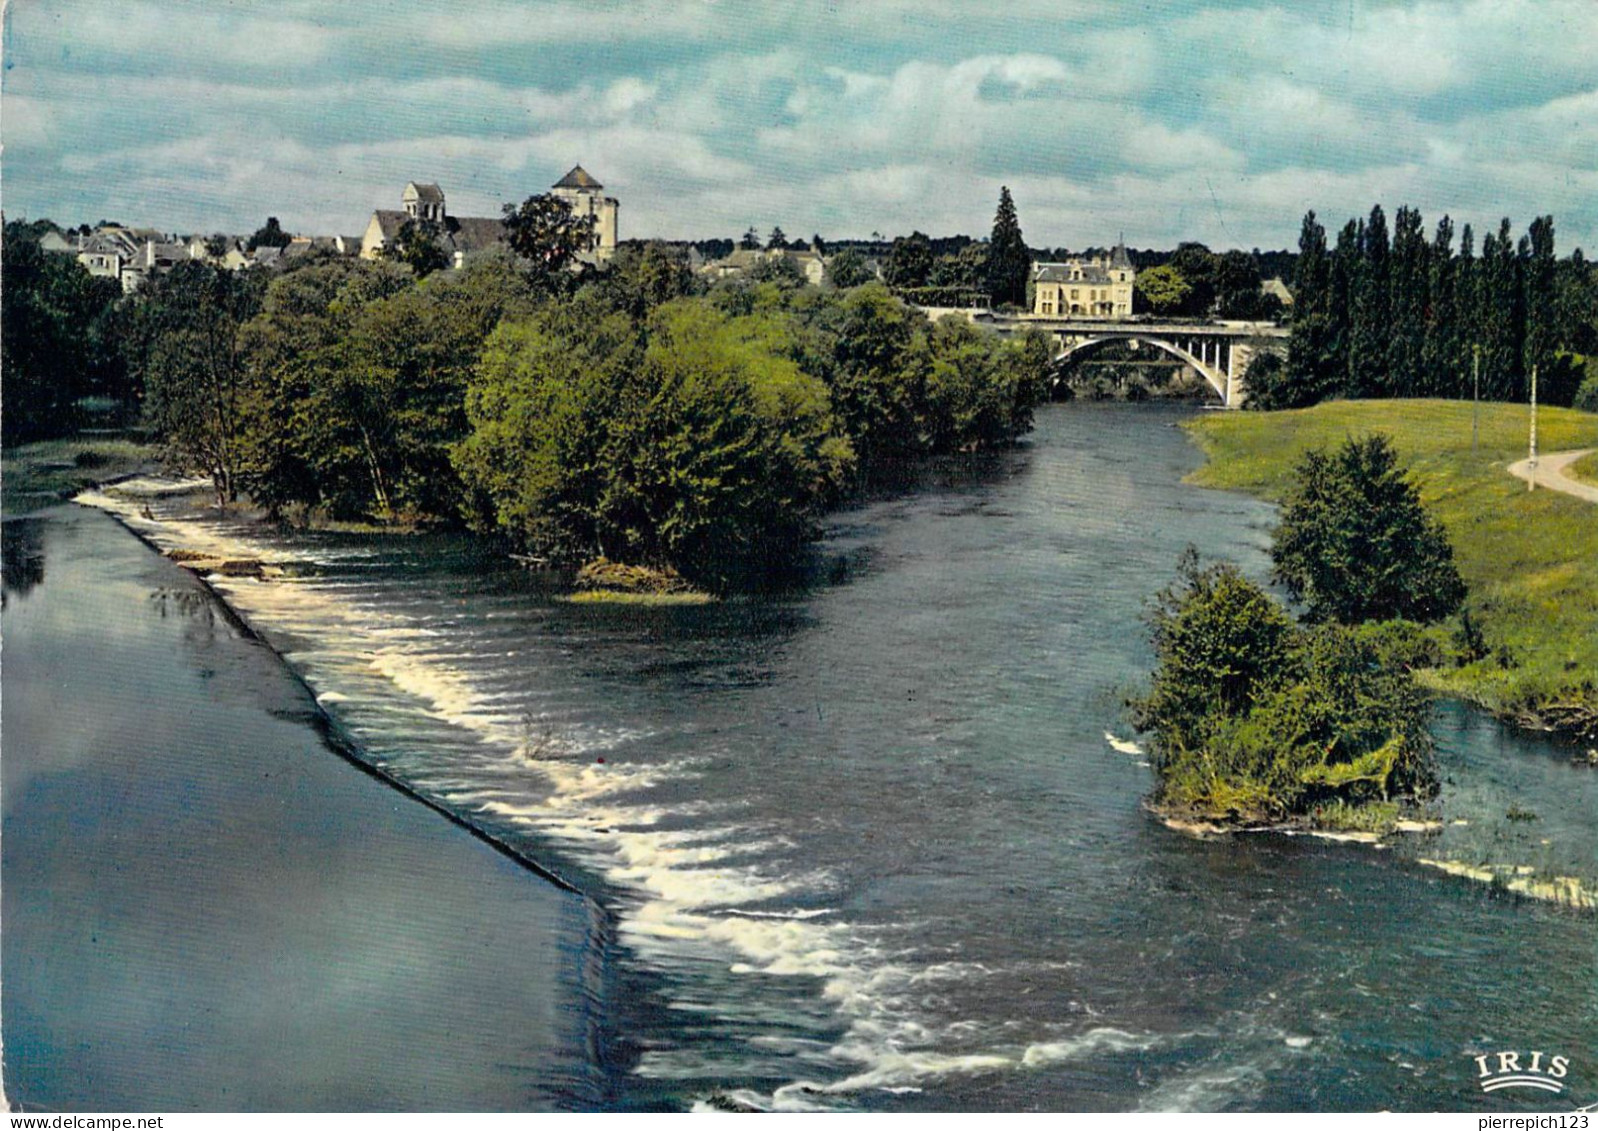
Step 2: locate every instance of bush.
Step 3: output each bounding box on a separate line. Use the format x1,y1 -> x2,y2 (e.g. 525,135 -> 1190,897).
1132,551 -> 1438,823
1575,371 -> 1598,414
1271,434 -> 1465,624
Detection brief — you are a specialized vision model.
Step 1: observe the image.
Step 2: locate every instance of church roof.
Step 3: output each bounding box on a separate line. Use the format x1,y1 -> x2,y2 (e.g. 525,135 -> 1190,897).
444,216 -> 507,253
553,165 -> 602,190
405,182 -> 446,203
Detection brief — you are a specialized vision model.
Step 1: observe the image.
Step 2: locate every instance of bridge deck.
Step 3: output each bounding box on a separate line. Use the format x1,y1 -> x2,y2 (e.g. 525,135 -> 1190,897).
991,315 -> 1288,338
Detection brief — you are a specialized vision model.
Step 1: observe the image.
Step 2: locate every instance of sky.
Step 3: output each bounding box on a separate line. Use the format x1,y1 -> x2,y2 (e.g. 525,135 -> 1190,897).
4,0 -> 1596,253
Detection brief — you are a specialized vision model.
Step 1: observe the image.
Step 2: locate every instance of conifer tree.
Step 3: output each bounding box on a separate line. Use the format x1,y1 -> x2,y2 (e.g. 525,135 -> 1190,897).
984,186 -> 1031,309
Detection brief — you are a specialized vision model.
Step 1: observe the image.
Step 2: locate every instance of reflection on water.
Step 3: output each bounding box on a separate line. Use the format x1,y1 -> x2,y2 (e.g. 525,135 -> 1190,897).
2,517 -> 47,602
2,507 -> 606,1112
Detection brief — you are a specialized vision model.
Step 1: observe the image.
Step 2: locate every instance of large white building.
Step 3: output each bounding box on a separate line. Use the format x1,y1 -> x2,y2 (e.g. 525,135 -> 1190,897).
1032,241 -> 1135,318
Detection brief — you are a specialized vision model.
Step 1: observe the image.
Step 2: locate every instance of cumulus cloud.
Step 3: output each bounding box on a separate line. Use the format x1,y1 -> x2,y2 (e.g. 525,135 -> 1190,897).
3,0 -> 1594,249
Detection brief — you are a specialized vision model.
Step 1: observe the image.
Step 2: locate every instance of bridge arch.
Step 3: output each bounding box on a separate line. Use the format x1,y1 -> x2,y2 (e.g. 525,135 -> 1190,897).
1052,333 -> 1230,403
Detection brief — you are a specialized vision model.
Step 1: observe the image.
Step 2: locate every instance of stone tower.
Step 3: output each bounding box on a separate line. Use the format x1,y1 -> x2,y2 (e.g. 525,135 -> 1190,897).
550,165 -> 619,263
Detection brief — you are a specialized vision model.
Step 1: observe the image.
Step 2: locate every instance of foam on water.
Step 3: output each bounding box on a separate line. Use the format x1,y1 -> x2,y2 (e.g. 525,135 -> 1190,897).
82,480 -> 1159,1107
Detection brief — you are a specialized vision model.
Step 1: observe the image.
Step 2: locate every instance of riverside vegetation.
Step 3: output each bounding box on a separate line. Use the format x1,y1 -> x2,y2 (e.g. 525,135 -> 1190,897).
1133,433 -> 1468,830
4,205 -> 1050,593
1185,400 -> 1598,750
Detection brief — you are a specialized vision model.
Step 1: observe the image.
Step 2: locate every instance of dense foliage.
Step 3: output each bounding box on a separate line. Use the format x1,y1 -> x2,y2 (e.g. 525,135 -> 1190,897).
1132,552 -> 1438,823
1264,206 -> 1597,410
1,222 -> 128,443
1270,434 -> 1465,625
24,215 -> 1045,587
456,278 -> 1048,588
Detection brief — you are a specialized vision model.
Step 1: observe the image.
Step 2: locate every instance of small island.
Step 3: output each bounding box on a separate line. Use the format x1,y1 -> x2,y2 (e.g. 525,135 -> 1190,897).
1132,434 -> 1465,834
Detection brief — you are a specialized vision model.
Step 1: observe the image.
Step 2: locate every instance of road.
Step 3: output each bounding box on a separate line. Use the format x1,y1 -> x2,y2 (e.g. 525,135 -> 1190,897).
1507,447 -> 1598,502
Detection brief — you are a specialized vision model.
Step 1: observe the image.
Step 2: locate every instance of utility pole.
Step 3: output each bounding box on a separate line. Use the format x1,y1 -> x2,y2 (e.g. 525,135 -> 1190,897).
1471,344 -> 1480,454
1528,364 -> 1538,492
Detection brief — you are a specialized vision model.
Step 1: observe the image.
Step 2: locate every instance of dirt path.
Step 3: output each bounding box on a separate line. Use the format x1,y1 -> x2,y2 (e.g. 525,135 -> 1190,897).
1507,448 -> 1598,503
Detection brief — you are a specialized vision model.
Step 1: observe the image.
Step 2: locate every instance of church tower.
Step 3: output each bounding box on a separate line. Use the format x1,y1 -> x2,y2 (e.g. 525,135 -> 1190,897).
550,165 -> 619,263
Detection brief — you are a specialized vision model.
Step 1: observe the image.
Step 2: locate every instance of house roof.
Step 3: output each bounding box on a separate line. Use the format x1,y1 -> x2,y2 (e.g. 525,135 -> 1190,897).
1034,262 -> 1114,285
1110,241 -> 1132,270
404,182 -> 446,203
553,165 -> 602,190
444,216 -> 507,253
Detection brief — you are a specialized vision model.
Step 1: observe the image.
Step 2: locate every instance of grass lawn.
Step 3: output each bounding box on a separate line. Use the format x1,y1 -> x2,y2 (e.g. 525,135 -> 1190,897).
1184,399 -> 1598,728
2,436 -> 159,517
1569,449 -> 1598,486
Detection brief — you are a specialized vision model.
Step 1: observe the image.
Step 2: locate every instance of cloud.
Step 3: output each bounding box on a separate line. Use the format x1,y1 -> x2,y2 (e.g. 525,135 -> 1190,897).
3,0 -> 1594,249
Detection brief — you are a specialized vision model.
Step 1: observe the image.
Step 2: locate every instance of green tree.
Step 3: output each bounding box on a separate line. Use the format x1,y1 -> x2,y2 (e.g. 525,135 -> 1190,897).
1386,205 -> 1428,396
1270,434 -> 1465,624
134,262 -> 267,503
1420,215 -> 1460,397
1349,206 -> 1390,395
766,226 -> 788,250
1213,250 -> 1264,319
739,227 -> 762,251
1279,211 -> 1335,407
1133,263 -> 1193,317
1478,219 -> 1524,400
384,217 -> 449,278
1522,215 -> 1557,387
884,231 -> 934,290
984,186 -> 1030,308
1168,243 -> 1219,317
454,296 -> 644,557
1,224 -> 126,443
501,193 -> 596,273
1131,551 -> 1297,764
1132,550 -> 1437,821
246,216 -> 293,251
825,248 -> 873,289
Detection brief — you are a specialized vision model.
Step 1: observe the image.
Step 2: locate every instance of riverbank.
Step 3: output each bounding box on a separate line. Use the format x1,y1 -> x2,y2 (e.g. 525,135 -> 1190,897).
1184,399 -> 1598,745
1,436 -> 157,516
1,506 -> 613,1110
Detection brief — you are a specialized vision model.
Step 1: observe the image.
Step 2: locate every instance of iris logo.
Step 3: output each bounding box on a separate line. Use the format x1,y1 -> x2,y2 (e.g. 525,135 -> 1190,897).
1473,1051 -> 1571,1095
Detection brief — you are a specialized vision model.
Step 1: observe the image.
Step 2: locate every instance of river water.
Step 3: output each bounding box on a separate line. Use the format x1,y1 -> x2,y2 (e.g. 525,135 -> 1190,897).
25,403 -> 1598,1111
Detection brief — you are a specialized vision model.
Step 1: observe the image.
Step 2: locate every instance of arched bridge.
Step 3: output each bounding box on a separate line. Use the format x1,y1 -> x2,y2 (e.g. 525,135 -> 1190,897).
989,316 -> 1289,407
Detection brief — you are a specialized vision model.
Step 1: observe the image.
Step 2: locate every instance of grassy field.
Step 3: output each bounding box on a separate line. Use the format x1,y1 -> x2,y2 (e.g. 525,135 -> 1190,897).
1569,449 -> 1598,485
1184,399 -> 1598,734
2,437 -> 158,517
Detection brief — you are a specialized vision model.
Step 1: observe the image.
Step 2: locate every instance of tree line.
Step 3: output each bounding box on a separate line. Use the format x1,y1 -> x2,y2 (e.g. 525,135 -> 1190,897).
1255,206 -> 1598,410
9,200 -> 1050,590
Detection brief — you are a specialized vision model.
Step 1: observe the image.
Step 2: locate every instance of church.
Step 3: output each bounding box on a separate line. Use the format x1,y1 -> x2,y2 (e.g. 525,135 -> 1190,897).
360,166 -> 618,266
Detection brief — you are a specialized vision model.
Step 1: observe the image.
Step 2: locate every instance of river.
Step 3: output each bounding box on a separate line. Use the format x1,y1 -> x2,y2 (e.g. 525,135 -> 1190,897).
9,403 -> 1596,1111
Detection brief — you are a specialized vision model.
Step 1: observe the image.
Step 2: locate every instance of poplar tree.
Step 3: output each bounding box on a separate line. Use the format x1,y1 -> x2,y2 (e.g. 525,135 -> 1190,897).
1421,216 -> 1458,397
1329,220 -> 1360,399
1522,215 -> 1557,386
1350,206 -> 1390,396
1387,206 -> 1428,397
1280,211 -> 1333,407
984,186 -> 1031,309
1479,220 -> 1524,400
